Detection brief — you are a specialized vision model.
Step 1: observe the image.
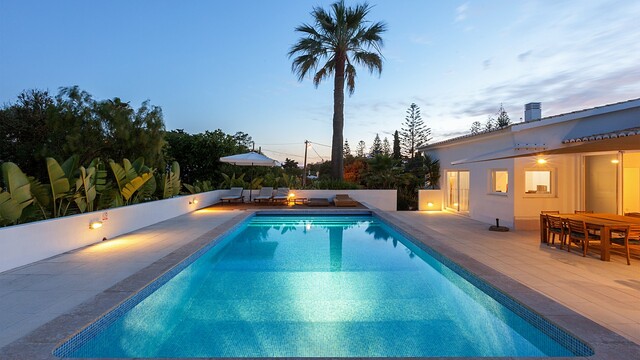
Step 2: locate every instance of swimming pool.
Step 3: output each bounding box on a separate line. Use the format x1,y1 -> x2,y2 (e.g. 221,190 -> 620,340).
55,213 -> 592,358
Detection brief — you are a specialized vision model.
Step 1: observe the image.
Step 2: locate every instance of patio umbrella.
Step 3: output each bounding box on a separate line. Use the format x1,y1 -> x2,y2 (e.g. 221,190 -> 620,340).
219,151 -> 281,201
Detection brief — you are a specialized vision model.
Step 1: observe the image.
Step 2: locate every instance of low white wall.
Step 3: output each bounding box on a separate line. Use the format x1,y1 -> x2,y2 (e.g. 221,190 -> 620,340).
418,189 -> 443,210
0,190 -> 224,274
280,189 -> 396,211
0,189 -> 396,273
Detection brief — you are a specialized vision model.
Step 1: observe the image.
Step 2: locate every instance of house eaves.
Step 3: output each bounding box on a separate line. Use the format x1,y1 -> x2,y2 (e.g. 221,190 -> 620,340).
420,97 -> 640,151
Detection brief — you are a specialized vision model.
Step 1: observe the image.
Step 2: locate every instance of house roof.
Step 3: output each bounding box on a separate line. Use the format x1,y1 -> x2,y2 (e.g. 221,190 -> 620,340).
420,97 -> 640,151
562,126 -> 640,144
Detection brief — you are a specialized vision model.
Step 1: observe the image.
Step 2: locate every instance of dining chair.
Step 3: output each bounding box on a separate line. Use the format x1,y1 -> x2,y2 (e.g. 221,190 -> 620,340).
541,210 -> 560,214
624,212 -> 640,218
609,225 -> 640,265
566,219 -> 600,257
574,210 -> 594,214
546,215 -> 566,248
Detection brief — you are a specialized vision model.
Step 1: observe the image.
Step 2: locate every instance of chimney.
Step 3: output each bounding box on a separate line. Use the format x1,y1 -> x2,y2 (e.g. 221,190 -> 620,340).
524,102 -> 541,122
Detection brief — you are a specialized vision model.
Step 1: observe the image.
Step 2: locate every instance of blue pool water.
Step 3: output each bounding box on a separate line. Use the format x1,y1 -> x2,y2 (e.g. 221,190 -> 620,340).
58,214 -> 588,358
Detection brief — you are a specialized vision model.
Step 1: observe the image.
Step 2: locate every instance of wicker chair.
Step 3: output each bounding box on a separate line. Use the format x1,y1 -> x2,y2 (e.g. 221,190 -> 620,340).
566,219 -> 601,257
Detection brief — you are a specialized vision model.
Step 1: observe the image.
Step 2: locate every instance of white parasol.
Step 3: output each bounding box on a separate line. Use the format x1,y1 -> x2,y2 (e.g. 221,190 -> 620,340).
219,151 -> 281,201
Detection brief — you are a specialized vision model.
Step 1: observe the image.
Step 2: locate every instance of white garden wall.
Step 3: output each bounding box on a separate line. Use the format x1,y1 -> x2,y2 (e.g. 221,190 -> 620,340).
0,189 -> 396,273
418,189 -> 443,210
0,190 -> 223,273
280,189 -> 397,211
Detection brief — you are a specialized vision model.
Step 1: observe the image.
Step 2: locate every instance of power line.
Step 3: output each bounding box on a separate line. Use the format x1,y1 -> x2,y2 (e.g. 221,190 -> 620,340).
311,146 -> 325,162
259,142 -> 301,146
308,140 -> 331,147
261,148 -> 301,158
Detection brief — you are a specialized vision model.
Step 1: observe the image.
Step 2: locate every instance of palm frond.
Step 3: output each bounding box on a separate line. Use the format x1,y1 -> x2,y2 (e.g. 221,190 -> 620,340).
352,51 -> 383,75
289,0 -> 386,96
345,63 -> 357,95
313,58 -> 336,87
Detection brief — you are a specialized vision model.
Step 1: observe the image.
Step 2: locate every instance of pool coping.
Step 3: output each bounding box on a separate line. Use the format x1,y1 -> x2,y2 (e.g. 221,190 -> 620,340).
1,209 -> 639,360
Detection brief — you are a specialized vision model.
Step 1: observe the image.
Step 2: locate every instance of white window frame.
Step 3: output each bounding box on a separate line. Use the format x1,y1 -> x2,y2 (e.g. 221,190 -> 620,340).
524,168 -> 556,197
489,169 -> 509,196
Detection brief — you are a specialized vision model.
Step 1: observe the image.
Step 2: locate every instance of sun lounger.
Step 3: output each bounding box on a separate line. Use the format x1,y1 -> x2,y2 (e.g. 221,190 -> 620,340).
272,187 -> 290,204
220,187 -> 244,204
333,194 -> 358,207
307,198 -> 331,207
253,187 -> 274,203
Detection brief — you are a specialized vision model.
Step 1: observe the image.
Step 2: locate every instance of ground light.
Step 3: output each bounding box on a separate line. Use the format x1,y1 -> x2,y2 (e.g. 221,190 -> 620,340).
89,221 -> 103,230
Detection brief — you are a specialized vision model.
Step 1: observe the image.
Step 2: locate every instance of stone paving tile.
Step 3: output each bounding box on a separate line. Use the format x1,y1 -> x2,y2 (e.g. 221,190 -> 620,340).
0,208 -> 243,349
1,208 -> 639,359
387,211 -> 640,345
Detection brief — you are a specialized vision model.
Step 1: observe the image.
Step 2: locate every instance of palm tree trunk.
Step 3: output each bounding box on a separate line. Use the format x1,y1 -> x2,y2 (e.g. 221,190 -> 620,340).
331,55 -> 346,180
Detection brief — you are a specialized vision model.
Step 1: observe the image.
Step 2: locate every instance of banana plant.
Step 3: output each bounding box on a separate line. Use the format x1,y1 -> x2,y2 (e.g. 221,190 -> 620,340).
159,161 -> 181,199
46,157 -> 72,217
108,159 -> 154,205
281,173 -> 301,189
132,158 -> 156,200
219,173 -> 246,188
27,176 -> 50,219
74,166 -> 97,213
0,162 -> 34,225
184,180 -> 213,194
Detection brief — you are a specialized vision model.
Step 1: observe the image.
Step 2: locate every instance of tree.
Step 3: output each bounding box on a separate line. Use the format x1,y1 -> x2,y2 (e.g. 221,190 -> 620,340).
369,133 -> 382,156
400,103 -> 431,158
0,87 -> 167,181
0,89 -> 56,181
392,130 -> 401,159
496,103 -> 511,127
382,137 -> 391,156
289,0 -> 387,180
470,121 -> 482,134
282,158 -> 299,169
355,140 -> 366,158
343,139 -> 353,160
484,115 -> 495,131
282,158 -> 302,178
164,129 -> 251,184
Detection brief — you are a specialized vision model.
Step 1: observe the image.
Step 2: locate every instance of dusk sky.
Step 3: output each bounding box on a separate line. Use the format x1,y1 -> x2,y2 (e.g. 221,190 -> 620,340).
2,0 -> 639,164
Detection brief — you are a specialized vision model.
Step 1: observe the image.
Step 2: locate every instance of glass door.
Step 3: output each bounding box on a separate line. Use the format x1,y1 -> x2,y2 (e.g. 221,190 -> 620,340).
623,152 -> 640,214
446,170 -> 469,212
585,154 -> 617,213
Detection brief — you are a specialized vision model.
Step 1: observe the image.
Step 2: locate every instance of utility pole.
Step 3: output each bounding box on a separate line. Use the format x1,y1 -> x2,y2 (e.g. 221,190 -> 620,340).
302,140 -> 309,187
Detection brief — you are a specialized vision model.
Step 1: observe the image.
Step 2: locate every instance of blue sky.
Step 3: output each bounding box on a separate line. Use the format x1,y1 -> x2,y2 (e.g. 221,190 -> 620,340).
1,0 -> 639,163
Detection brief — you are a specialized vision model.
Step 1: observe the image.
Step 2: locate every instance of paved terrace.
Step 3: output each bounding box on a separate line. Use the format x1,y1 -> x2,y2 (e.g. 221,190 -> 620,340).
0,206 -> 638,359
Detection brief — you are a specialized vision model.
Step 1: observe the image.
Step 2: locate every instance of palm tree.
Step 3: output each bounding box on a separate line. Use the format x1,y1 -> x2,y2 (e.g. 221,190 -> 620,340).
289,0 -> 386,180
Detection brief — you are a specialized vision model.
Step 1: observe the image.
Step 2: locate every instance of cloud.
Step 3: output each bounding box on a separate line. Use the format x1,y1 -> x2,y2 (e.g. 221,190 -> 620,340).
449,64 -> 640,120
517,50 -> 532,62
483,58 -> 492,70
410,35 -> 432,45
455,2 -> 469,22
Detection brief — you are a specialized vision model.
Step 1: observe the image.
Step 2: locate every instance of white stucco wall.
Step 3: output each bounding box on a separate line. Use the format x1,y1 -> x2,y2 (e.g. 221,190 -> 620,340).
0,190 -> 223,274
0,189 -> 396,273
425,131 -> 517,228
282,189 -> 397,211
513,154 -> 580,228
422,100 -> 640,230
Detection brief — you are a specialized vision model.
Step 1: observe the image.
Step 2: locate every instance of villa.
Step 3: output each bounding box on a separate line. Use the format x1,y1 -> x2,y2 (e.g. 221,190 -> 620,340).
419,98 -> 640,230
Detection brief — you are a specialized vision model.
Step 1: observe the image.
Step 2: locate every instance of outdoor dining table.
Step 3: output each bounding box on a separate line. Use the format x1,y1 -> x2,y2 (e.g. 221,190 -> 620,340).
540,213 -> 640,261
